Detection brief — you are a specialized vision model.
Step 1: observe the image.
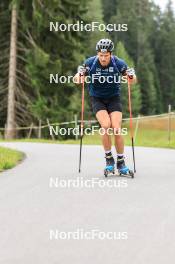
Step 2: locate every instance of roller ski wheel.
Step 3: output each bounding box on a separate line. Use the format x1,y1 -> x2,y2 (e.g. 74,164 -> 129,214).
129,170 -> 134,178
117,157 -> 134,178
104,152 -> 115,177
104,166 -> 115,177
119,168 -> 134,178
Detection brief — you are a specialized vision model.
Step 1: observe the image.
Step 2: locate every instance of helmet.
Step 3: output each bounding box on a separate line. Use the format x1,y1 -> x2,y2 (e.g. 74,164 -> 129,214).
96,39 -> 114,52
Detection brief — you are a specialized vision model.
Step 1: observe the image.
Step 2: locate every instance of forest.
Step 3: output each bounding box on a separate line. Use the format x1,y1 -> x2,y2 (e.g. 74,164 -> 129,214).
0,0 -> 175,138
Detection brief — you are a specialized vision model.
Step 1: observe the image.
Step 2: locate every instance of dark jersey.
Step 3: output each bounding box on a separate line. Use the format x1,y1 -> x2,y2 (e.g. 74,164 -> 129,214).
84,55 -> 127,98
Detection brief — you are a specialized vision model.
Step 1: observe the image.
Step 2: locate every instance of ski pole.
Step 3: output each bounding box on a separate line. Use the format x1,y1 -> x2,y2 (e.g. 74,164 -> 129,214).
127,76 -> 136,173
78,73 -> 85,173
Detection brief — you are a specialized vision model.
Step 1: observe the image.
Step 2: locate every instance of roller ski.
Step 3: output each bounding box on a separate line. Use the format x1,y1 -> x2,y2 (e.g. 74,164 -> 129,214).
104,153 -> 115,177
117,156 -> 134,178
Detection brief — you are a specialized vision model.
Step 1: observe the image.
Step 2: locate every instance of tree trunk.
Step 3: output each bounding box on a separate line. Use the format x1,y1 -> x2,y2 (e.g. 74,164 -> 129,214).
5,4 -> 17,139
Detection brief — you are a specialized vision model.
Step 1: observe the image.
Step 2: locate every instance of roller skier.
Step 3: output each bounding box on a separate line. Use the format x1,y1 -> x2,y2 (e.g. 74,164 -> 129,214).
74,39 -> 136,177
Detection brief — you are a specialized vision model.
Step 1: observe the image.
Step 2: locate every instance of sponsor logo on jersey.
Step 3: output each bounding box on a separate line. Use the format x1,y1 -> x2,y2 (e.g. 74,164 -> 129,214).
109,67 -> 114,72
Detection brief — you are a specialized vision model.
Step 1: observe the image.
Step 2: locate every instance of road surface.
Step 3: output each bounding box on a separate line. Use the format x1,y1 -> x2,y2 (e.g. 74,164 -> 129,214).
0,142 -> 175,264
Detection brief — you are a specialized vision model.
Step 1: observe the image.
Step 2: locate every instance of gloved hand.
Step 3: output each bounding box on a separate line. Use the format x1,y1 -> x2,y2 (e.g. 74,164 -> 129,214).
126,68 -> 135,79
78,65 -> 87,76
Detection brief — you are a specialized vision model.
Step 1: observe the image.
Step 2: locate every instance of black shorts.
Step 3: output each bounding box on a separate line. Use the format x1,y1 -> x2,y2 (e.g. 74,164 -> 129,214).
90,95 -> 122,115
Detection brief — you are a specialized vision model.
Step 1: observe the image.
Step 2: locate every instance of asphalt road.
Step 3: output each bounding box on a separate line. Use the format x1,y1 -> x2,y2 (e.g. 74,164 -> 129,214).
0,142 -> 175,264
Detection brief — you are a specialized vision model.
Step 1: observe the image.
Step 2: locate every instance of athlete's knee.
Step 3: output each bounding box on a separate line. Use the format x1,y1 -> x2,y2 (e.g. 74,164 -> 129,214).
111,123 -> 121,133
100,120 -> 111,130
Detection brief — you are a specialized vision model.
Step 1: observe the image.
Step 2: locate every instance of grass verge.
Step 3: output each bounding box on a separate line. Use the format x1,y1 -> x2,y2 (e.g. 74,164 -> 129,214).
0,128 -> 174,149
0,146 -> 24,172
0,118 -> 175,149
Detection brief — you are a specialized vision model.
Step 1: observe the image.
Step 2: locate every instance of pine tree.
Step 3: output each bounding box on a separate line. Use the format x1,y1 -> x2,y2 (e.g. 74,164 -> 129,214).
153,0 -> 175,111
101,0 -> 119,24
21,0 -> 89,124
106,0 -> 159,114
1,0 -> 90,138
0,0 -> 10,129
5,2 -> 17,138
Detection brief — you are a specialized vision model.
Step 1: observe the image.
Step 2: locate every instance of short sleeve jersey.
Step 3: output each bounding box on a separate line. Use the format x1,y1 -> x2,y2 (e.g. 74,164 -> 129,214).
84,55 -> 128,98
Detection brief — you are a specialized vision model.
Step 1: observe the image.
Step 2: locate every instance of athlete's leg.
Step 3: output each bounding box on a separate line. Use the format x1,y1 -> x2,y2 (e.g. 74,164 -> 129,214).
110,111 -> 131,174
96,110 -> 111,151
109,111 -> 124,154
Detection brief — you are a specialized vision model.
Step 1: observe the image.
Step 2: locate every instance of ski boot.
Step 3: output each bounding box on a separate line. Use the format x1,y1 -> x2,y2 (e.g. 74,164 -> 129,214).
104,153 -> 115,177
117,156 -> 134,178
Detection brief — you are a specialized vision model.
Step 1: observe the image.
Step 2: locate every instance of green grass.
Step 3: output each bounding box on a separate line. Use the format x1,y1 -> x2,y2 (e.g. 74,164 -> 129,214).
0,147 -> 24,172
129,129 -> 175,148
0,128 -> 174,149
0,117 -> 175,148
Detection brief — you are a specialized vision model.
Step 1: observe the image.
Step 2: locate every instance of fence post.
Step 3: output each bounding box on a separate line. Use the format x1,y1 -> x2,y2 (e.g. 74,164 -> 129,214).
28,123 -> 33,139
168,104 -> 172,144
38,120 -> 42,139
47,118 -> 55,140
